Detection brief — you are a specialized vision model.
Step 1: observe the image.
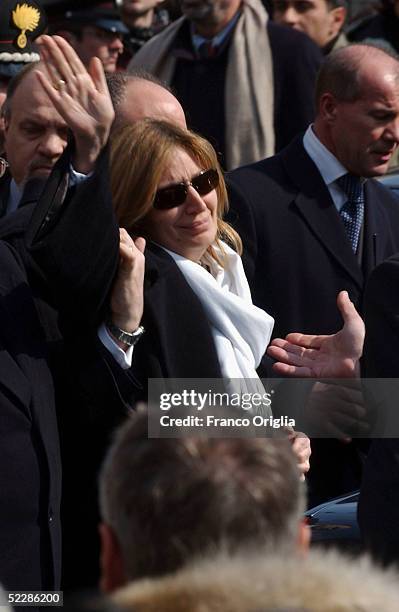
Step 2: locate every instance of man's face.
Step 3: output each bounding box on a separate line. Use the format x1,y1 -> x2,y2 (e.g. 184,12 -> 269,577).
325,70 -> 399,177
180,0 -> 242,28
120,0 -> 162,16
272,0 -> 345,47
73,26 -> 123,73
4,69 -> 69,185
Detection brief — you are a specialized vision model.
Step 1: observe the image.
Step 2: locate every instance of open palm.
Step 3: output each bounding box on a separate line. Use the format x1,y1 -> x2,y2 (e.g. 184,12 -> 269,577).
35,35 -> 114,173
267,291 -> 365,378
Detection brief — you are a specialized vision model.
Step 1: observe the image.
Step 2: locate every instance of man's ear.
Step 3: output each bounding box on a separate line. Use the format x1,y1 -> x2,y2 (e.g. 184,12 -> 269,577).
297,519 -> 311,556
328,6 -> 346,38
319,92 -> 338,124
99,522 -> 127,593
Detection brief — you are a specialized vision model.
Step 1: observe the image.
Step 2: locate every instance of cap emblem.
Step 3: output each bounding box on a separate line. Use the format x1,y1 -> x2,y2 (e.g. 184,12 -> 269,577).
12,3 -> 41,49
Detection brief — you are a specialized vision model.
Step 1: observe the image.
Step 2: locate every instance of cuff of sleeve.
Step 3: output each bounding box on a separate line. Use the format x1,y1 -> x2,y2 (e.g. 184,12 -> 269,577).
69,164 -> 93,186
98,323 -> 133,370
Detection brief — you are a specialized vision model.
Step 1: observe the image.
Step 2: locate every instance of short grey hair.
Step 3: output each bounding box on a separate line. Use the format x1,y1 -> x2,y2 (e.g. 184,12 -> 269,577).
106,69 -> 173,110
99,409 -> 305,581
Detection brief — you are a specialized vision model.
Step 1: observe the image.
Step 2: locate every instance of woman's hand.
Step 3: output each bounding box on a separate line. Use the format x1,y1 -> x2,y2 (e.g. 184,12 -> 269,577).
35,35 -> 115,174
285,428 -> 311,480
267,291 -> 364,378
110,229 -> 146,340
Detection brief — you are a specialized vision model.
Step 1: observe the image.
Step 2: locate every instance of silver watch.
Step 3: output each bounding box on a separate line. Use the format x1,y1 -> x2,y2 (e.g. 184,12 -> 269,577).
107,322 -> 145,346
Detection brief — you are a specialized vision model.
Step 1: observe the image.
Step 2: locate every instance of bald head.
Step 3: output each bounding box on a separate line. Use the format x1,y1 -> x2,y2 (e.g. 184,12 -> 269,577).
315,44 -> 399,109
113,77 -> 186,129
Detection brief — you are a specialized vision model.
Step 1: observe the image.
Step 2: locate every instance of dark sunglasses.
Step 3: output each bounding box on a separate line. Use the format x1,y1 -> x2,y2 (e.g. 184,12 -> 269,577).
153,168 -> 219,210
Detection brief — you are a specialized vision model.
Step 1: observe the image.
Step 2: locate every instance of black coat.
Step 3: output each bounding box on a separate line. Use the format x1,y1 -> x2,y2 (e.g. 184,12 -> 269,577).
0,154 -> 135,590
226,136 -> 399,504
0,241 -> 61,591
358,255 -> 399,565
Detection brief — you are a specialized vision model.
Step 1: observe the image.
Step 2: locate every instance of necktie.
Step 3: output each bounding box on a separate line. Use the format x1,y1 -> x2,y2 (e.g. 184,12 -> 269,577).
336,173 -> 365,253
198,41 -> 216,59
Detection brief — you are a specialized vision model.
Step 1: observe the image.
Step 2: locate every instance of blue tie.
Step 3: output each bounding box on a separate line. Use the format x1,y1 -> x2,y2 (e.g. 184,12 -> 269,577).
336,173 -> 365,253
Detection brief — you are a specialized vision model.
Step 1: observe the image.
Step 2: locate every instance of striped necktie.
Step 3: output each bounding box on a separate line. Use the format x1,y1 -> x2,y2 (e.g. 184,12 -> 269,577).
336,173 -> 365,253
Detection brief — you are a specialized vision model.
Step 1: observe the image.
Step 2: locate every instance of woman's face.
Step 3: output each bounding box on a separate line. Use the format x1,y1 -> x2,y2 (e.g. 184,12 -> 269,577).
144,147 -> 219,262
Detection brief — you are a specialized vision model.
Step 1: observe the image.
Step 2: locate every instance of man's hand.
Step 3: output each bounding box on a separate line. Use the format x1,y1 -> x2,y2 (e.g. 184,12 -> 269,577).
304,382 -> 369,441
35,35 -> 115,173
267,291 -> 365,378
110,229 -> 145,342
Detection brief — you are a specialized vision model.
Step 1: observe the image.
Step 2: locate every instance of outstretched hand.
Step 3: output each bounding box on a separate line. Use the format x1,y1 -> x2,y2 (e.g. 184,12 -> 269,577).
267,291 -> 365,378
35,35 -> 114,173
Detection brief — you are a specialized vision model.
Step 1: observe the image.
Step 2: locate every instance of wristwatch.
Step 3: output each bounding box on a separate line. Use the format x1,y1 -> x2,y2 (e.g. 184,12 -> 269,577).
106,321 -> 145,346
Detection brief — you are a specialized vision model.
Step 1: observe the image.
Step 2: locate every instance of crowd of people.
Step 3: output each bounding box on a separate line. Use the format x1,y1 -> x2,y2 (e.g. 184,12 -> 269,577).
1,0 -> 399,609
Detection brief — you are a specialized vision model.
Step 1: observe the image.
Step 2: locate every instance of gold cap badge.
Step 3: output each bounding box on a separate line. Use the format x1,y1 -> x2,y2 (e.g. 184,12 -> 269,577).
12,3 -> 41,49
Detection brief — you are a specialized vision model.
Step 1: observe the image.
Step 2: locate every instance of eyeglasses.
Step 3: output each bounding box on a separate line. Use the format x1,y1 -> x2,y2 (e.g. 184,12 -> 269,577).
153,168 -> 219,210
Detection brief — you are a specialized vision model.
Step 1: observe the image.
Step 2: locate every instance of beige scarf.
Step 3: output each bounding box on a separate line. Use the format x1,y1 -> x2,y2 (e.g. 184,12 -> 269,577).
129,0 -> 275,170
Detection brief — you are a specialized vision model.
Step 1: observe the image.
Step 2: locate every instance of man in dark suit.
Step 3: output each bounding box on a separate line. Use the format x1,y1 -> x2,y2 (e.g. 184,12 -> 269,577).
0,240 -> 61,592
129,0 -> 322,169
227,43 -> 399,504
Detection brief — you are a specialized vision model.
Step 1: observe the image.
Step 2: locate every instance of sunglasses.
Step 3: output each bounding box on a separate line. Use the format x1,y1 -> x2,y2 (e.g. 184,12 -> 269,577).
153,168 -> 219,210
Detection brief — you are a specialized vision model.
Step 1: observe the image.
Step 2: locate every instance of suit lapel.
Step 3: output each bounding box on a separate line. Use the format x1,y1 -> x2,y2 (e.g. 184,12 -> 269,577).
280,138 -> 363,290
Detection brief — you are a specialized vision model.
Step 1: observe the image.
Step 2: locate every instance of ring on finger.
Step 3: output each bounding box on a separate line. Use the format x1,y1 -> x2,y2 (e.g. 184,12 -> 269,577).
53,78 -> 66,91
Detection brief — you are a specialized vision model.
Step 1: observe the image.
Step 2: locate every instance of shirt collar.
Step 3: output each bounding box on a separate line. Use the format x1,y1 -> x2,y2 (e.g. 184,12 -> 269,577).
7,178 -> 23,214
303,124 -> 348,187
190,10 -> 241,52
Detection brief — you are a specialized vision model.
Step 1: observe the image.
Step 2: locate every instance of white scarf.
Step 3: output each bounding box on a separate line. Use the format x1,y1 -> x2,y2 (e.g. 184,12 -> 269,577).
164,242 -> 274,413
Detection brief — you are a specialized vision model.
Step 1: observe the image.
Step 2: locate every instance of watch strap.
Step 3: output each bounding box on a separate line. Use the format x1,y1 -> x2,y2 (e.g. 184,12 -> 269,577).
107,321 -> 145,347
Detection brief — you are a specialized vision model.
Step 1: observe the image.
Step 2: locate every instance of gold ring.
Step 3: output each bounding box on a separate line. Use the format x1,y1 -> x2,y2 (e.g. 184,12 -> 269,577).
53,78 -> 66,91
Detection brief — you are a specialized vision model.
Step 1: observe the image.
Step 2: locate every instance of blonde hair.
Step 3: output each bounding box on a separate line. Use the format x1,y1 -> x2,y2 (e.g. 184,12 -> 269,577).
110,119 -> 242,265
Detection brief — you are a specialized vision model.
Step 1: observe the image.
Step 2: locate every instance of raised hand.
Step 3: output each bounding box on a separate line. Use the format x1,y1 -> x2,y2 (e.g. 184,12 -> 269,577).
110,229 -> 146,338
267,291 -> 365,378
35,35 -> 115,173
